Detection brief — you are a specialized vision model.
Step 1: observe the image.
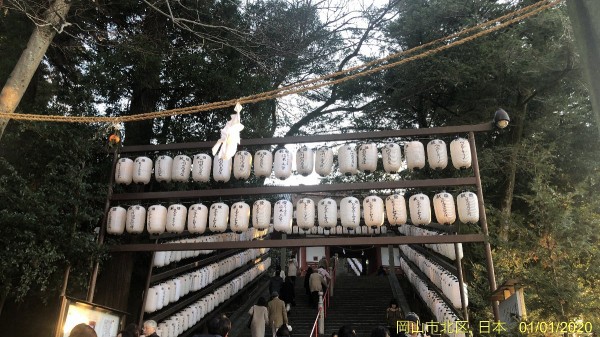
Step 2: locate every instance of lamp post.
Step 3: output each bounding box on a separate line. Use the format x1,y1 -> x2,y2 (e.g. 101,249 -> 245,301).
494,108 -> 510,129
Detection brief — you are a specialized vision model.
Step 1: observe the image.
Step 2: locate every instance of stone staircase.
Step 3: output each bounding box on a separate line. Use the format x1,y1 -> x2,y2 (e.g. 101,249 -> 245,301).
232,273 -> 393,337
324,275 -> 393,337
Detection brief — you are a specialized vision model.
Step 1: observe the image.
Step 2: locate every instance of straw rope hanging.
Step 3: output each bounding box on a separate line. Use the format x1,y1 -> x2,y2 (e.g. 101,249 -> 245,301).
0,0 -> 561,124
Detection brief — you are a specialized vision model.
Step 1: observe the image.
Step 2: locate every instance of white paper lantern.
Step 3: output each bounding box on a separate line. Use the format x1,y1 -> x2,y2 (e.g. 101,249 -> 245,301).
115,158 -> 134,185
273,200 -> 293,232
317,198 -> 337,228
147,205 -> 167,234
188,204 -> 208,234
107,206 -> 126,235
144,286 -> 159,313
155,155 -> 173,182
405,141 -> 425,170
274,148 -> 292,180
385,194 -> 407,226
254,150 -> 273,178
358,143 -> 378,173
450,138 -> 472,169
209,203 -> 229,232
296,198 -> 315,229
296,146 -> 314,176
170,155 -> 191,182
192,154 -> 212,182
155,285 -> 164,311
213,157 -> 232,182
340,197 -> 361,228
338,145 -> 358,176
166,204 -> 187,233
230,202 -> 250,232
457,192 -> 479,223
427,140 -> 448,170
382,143 -> 402,173
233,151 -> 252,180
363,196 -> 384,228
252,200 -> 272,230
433,192 -> 456,225
315,146 -> 334,176
126,205 -> 146,234
133,156 -> 153,184
409,194 -> 431,226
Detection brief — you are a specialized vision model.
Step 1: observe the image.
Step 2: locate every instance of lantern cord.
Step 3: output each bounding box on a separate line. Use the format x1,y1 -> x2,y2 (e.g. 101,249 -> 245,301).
0,0 -> 560,124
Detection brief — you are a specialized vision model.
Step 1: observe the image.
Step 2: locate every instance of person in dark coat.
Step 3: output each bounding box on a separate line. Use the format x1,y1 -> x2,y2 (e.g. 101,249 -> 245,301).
303,267 -> 313,297
269,269 -> 284,295
279,276 -> 296,313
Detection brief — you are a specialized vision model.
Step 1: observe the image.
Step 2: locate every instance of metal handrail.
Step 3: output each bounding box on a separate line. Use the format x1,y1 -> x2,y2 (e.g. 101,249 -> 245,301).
310,258 -> 337,337
309,309 -> 320,337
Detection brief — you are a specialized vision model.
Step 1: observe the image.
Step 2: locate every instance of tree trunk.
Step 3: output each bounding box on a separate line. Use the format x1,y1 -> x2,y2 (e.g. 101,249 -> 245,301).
499,93 -> 533,241
0,0 -> 72,139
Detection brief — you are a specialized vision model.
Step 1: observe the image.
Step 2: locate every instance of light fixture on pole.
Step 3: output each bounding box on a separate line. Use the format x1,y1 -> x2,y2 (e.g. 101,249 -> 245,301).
494,108 -> 510,129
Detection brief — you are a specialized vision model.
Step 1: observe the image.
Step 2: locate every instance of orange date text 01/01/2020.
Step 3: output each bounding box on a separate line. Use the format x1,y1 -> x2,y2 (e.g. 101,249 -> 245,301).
395,320 -> 594,335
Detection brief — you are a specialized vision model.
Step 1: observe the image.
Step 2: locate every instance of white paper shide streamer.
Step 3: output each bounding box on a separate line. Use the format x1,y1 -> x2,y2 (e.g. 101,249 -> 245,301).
212,103 -> 244,160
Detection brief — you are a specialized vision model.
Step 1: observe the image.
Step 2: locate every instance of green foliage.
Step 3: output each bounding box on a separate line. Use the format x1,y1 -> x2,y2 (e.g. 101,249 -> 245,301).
0,120 -> 108,302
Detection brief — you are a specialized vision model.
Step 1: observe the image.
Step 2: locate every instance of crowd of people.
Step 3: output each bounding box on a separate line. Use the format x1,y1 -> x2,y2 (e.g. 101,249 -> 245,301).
67,254 -> 420,337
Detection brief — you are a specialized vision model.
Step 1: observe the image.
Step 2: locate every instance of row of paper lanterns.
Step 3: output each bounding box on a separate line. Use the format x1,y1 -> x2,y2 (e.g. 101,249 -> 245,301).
290,225 -> 387,236
399,257 -> 466,337
151,233 -> 269,269
154,258 -> 271,337
146,249 -> 268,313
114,138 -> 473,185
400,245 -> 468,309
397,225 -> 463,261
106,192 -> 480,235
